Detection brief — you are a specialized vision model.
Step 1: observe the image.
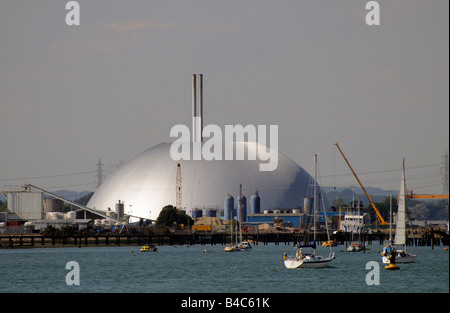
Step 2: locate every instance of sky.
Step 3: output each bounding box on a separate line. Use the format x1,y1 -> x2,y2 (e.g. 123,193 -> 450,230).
0,0 -> 448,195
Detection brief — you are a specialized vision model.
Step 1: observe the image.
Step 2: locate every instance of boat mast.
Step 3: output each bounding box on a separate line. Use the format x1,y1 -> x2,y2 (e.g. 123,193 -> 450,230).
239,183 -> 243,244
313,153 -> 317,251
389,194 -> 392,244
316,153 -> 334,256
402,159 -> 407,252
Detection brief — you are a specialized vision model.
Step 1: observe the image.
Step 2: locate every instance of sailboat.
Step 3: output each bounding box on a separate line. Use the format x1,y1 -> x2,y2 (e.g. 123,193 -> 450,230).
225,184 -> 252,252
224,219 -> 240,252
284,153 -> 335,269
237,184 -> 252,251
381,158 -> 417,264
346,195 -> 363,252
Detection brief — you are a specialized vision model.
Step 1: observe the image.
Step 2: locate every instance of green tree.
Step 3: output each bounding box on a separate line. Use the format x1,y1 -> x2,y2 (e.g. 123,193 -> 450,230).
367,197 -> 393,225
41,224 -> 62,237
331,198 -> 345,210
156,205 -> 193,227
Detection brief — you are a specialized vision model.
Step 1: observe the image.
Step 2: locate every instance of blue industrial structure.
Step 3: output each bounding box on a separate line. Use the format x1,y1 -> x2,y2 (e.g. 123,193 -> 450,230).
247,211 -> 343,228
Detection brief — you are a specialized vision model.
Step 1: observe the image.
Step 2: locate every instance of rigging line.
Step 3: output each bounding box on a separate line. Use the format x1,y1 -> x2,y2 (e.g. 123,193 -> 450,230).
0,170 -> 97,182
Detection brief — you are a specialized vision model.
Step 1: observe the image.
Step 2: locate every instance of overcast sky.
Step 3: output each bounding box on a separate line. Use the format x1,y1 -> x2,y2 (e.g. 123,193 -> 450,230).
1,0 -> 448,195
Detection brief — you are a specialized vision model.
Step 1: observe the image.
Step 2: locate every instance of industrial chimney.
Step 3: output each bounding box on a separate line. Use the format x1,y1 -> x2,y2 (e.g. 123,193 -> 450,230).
192,74 -> 203,143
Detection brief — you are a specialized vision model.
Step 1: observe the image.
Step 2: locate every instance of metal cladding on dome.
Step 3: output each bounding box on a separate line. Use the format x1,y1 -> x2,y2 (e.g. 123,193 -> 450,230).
87,141 -> 317,221
87,74 -> 323,221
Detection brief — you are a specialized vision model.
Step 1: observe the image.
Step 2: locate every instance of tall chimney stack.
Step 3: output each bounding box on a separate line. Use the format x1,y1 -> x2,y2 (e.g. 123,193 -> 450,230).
192,74 -> 197,143
199,74 -> 203,143
192,74 -> 203,143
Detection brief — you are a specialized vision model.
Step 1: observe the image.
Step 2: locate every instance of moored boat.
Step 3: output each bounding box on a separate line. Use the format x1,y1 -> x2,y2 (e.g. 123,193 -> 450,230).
322,240 -> 337,247
284,153 -> 335,269
140,244 -> 157,252
381,159 -> 417,264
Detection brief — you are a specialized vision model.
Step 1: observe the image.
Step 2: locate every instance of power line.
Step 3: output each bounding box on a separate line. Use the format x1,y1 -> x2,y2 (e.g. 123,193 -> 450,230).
441,152 -> 449,195
322,162 -> 441,178
0,170 -> 97,182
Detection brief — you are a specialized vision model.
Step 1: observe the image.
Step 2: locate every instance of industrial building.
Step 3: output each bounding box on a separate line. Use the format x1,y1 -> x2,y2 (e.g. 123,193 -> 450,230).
0,185 -> 119,233
87,75 -> 326,221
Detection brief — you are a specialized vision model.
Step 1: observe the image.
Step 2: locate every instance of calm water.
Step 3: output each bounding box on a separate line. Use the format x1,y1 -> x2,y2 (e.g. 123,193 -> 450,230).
0,243 -> 448,293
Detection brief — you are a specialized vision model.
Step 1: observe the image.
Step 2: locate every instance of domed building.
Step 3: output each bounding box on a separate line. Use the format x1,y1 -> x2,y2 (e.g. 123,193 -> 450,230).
87,141 -> 317,221
87,75 -> 324,221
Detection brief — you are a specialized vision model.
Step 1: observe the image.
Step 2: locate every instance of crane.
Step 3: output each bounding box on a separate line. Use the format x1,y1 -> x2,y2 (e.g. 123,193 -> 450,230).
176,163 -> 182,210
334,142 -> 388,225
405,194 -> 448,200
396,191 -> 448,203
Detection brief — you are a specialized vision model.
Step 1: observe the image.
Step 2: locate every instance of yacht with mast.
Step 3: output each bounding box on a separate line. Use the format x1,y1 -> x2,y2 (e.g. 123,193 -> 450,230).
225,184 -> 252,251
382,159 -> 417,264
284,153 -> 335,268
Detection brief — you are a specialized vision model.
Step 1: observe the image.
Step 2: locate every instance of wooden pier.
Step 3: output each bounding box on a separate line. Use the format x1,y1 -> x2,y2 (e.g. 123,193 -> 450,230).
1,229 -> 447,249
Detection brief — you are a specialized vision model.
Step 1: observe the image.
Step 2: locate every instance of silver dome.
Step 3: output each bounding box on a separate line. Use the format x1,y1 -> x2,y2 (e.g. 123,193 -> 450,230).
87,141 -> 319,221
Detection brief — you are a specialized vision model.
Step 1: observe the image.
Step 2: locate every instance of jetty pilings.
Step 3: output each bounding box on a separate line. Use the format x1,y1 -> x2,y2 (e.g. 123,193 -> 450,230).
1,230 -> 447,248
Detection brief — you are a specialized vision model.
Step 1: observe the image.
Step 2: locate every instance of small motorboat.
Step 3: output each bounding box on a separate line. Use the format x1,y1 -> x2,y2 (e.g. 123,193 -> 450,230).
140,245 -> 157,252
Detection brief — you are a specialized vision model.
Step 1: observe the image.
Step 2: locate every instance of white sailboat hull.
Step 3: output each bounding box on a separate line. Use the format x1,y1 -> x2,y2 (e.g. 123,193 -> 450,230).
284,258 -> 304,269
224,244 -> 240,252
284,254 -> 335,269
382,252 -> 417,264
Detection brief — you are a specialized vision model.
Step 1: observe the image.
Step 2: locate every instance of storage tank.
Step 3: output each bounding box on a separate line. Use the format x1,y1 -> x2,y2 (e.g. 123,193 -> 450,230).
250,191 -> 260,214
223,194 -> 234,220
237,195 -> 247,223
303,196 -> 314,214
0,212 -> 7,222
192,209 -> 203,218
205,209 -> 216,217
115,200 -> 125,219
66,211 -> 77,221
48,212 -> 64,220
106,210 -> 117,219
43,198 -> 64,212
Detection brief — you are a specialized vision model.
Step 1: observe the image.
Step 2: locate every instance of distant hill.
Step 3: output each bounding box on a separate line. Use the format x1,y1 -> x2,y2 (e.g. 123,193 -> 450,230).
1,189 -> 92,203
323,186 -> 397,204
323,186 -> 448,221
47,190 -> 92,202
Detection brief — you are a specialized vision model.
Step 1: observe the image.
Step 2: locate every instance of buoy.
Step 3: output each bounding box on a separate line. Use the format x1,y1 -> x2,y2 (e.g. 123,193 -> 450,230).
444,248 -> 448,251
131,250 -> 133,252
385,264 -> 400,270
